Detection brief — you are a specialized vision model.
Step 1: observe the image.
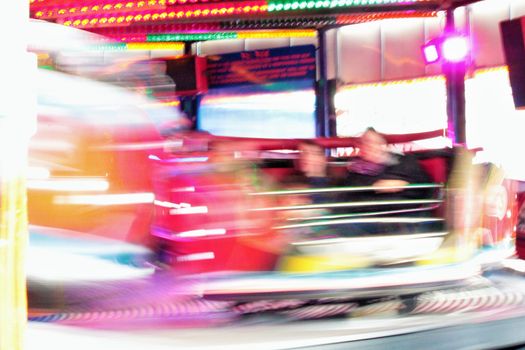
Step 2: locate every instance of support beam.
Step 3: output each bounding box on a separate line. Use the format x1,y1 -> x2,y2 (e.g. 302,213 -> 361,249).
444,8 -> 467,145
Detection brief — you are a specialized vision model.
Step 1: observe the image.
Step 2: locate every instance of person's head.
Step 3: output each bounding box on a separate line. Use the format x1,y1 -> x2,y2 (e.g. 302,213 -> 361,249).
358,127 -> 388,164
297,140 -> 326,176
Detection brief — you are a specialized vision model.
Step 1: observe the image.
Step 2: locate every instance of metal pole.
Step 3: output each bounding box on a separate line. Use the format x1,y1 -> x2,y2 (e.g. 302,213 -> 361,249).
444,8 -> 467,145
316,28 -> 331,137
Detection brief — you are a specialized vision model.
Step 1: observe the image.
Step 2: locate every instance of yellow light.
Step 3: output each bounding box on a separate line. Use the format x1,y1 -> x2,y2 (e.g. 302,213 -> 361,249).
137,1 -> 145,7
108,16 -> 116,23
126,42 -> 185,50
126,2 -> 134,8
237,30 -> 317,39
116,16 -> 125,23
73,19 -> 81,26
63,20 -> 72,26
134,14 -> 143,20
92,5 -> 100,11
100,17 -> 108,23
168,11 -> 175,18
81,18 -> 89,25
152,13 -> 159,20
143,13 -> 151,20
90,18 -> 98,24
114,3 -> 124,9
35,11 -> 43,17
126,15 -> 133,21
160,11 -> 167,18
69,7 -> 77,13
81,6 -> 89,12
57,9 -> 66,14
103,4 -> 112,10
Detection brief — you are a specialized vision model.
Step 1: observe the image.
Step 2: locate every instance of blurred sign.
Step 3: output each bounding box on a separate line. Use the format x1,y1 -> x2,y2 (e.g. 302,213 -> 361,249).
206,45 -> 316,88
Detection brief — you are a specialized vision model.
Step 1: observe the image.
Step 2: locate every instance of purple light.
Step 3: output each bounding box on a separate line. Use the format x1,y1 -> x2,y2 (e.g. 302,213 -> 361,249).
442,36 -> 469,62
422,34 -> 470,64
423,43 -> 440,64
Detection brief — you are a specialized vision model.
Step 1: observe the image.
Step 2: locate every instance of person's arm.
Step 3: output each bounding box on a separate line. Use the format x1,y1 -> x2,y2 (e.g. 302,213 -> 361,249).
373,154 -> 430,193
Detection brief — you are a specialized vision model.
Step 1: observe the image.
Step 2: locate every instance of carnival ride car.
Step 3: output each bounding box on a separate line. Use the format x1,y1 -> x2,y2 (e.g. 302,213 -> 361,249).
150,130 -> 518,302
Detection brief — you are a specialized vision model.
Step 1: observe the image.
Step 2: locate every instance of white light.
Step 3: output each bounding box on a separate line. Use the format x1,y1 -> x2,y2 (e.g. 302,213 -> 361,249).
442,36 -> 469,62
27,166 -> 50,180
169,206 -> 208,215
176,252 -> 215,262
54,192 -> 154,205
423,44 -> 439,63
175,228 -> 226,238
27,178 -> 109,191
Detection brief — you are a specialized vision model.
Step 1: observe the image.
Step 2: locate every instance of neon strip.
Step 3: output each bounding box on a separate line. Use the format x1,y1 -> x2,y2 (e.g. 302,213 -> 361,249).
286,205 -> 440,221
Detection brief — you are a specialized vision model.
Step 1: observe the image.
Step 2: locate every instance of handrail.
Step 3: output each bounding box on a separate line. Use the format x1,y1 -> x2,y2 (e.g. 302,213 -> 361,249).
249,183 -> 443,196
275,216 -> 444,230
250,199 -> 443,212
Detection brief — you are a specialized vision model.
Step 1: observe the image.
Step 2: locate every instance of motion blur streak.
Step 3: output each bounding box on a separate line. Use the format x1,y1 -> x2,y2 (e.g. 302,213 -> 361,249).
27,178 -> 110,192
53,192 -> 154,205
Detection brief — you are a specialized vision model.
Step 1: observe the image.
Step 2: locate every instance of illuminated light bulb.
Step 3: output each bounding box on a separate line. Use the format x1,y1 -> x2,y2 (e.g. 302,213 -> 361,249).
210,9 -> 218,15
442,35 -> 469,62
134,14 -> 143,20
91,5 -> 99,11
227,6 -> 235,13
176,10 -> 184,17
148,0 -> 156,5
194,9 -> 201,16
143,13 -> 151,19
69,7 -> 77,13
137,1 -> 145,7
73,19 -> 81,25
185,10 -> 192,16
168,11 -> 175,17
307,1 -> 315,8
126,15 -> 133,21
202,9 -> 210,15
243,6 -> 251,12
160,12 -> 167,18
276,3 -> 284,10
219,7 -> 227,14
63,20 -> 72,25
115,3 -> 124,8
81,6 -> 88,12
35,11 -> 43,17
57,9 -> 66,14
283,3 -> 291,9
152,13 -> 159,19
159,0 -> 166,5
90,18 -> 98,24
103,4 -> 112,10
99,17 -> 108,23
299,2 -> 307,8
108,16 -> 116,22
291,2 -> 299,9
260,4 -> 267,11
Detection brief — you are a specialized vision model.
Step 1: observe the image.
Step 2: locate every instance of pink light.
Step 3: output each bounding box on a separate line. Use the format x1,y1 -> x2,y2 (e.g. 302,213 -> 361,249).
442,36 -> 469,62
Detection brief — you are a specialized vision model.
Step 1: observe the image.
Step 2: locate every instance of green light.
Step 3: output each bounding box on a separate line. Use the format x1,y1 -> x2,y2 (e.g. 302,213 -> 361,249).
291,2 -> 299,9
330,0 -> 338,7
307,1 -> 315,7
299,1 -> 307,8
283,3 -> 291,9
276,3 -> 284,10
315,1 -> 323,7
323,0 -> 330,7
268,3 -> 275,11
147,33 -> 237,41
